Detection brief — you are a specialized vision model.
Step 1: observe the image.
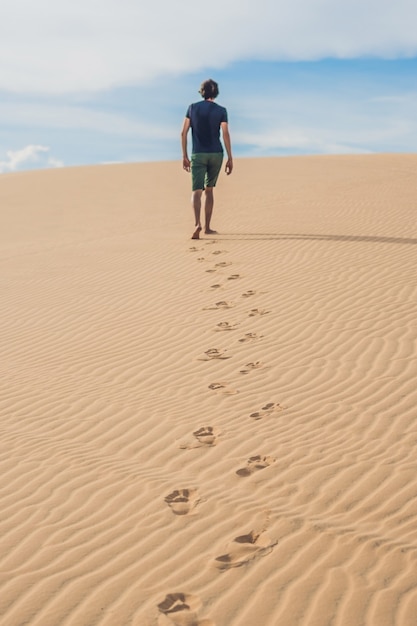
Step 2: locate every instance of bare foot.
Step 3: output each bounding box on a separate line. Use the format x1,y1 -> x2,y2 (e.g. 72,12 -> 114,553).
192,226 -> 202,240
205,228 -> 218,234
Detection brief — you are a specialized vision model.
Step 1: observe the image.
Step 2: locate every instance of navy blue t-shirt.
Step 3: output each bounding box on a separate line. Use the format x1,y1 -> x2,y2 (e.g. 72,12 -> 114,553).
186,100 -> 228,154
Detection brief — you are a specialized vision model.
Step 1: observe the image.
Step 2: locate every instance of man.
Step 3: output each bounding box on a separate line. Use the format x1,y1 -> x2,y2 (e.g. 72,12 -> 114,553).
181,79 -> 233,239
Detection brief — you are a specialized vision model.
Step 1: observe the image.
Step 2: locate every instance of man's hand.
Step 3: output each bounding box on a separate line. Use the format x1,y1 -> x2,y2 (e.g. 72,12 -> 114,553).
225,158 -> 233,175
183,157 -> 191,172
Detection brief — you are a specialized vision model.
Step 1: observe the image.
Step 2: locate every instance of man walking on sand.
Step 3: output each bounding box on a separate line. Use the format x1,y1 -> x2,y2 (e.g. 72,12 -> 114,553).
181,79 -> 233,239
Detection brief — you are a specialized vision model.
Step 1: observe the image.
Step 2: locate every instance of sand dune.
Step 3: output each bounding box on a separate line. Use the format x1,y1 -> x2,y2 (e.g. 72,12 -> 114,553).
0,154 -> 416,625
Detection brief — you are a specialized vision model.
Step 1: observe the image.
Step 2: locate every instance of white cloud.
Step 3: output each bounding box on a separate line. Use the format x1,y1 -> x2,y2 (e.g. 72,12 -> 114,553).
0,102 -> 176,137
232,87 -> 417,156
0,145 -> 63,173
47,157 -> 64,168
0,0 -> 416,94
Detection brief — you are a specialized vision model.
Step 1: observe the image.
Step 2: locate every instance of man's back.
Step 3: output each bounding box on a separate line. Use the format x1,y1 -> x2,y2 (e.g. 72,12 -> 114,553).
186,100 -> 228,154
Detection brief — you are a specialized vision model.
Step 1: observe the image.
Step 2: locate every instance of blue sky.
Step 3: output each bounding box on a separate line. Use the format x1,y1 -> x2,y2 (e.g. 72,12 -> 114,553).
0,0 -> 416,172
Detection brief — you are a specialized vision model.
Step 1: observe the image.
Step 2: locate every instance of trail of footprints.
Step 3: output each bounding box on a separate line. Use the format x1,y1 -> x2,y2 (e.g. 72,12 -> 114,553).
158,241 -> 285,623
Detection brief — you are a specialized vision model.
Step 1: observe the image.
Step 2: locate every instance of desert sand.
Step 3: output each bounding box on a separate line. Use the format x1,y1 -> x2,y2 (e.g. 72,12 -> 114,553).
1,154 -> 416,626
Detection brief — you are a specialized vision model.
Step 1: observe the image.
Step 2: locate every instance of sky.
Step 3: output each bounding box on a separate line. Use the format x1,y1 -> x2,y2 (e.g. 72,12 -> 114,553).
0,0 -> 416,173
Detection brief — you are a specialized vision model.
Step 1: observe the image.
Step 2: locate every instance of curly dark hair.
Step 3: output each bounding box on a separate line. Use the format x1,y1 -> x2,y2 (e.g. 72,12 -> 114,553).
199,79 -> 219,100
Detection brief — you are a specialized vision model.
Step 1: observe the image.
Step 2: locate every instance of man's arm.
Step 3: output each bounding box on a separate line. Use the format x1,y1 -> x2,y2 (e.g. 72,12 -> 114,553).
181,117 -> 191,172
221,121 -> 233,175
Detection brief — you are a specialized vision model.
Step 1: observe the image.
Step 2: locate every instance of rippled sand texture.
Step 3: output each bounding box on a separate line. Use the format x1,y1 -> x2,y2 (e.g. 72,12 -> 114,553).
1,155 -> 416,626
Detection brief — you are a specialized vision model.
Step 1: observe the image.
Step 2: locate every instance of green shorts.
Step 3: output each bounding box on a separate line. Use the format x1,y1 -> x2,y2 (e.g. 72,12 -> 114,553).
191,152 -> 223,191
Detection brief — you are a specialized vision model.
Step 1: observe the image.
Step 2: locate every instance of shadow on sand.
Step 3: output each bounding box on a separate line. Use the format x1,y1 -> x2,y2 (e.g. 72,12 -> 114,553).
214,233 -> 417,246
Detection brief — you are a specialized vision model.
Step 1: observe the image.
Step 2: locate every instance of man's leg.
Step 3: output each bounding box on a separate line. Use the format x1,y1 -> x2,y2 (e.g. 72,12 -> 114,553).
204,187 -> 216,234
203,154 -> 223,234
191,189 -> 203,239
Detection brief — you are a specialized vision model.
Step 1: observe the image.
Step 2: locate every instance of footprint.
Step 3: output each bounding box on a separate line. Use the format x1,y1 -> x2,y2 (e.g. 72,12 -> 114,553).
202,301 -> 235,311
236,455 -> 276,477
214,529 -> 277,570
239,361 -> 265,375
197,257 -> 206,262
179,426 -> 221,449
196,348 -> 231,361
193,426 -> 220,446
208,382 -> 239,395
164,489 -> 199,516
212,250 -> 227,255
248,308 -> 270,317
214,322 -> 239,331
158,592 -> 201,614
215,261 -> 232,268
250,402 -> 285,420
157,593 -> 215,626
238,332 -> 264,343
189,247 -> 201,252
241,290 -> 256,298
205,269 -> 217,273
210,284 -> 222,289
227,274 -> 240,280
